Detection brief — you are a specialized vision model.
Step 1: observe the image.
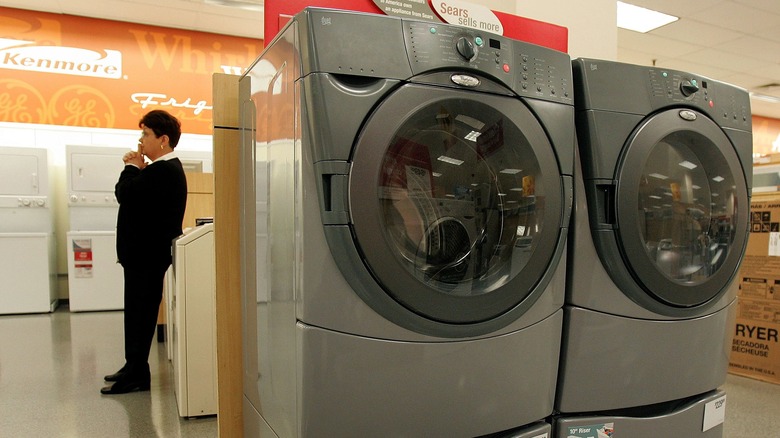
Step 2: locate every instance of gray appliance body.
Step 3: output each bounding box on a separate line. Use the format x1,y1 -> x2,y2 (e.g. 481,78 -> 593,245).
558,58 -> 751,433
554,390 -> 727,438
239,8 -> 574,437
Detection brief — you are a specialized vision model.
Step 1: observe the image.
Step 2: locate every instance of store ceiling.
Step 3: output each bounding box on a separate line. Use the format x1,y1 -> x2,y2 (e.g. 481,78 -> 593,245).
4,0 -> 780,119
618,0 -> 780,120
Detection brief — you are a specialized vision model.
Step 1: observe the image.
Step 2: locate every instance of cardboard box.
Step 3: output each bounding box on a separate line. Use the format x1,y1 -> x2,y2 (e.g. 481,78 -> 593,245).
729,196 -> 780,384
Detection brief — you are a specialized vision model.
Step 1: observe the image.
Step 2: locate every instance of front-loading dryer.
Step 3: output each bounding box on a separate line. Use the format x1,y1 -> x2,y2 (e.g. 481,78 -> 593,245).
555,59 -> 752,437
239,8 -> 574,438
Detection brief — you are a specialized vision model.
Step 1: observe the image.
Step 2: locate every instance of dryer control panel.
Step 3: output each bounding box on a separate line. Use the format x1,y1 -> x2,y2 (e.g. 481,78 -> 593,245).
647,68 -> 750,131
574,59 -> 750,132
68,192 -> 119,207
0,196 -> 48,209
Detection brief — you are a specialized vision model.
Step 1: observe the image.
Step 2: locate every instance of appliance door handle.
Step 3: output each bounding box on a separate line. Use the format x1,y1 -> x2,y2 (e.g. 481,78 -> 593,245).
590,180 -> 616,229
315,161 -> 351,225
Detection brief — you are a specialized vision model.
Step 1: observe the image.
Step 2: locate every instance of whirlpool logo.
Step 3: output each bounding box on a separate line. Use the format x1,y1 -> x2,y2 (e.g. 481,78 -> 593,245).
0,38 -> 122,79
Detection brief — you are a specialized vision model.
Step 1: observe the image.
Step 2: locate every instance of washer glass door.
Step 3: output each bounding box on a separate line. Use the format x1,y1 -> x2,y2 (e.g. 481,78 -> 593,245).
350,83 -> 563,324
616,109 -> 749,307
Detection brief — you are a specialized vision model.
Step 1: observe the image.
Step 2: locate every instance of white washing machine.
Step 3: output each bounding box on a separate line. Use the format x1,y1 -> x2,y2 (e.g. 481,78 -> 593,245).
554,59 -> 752,437
66,145 -> 126,311
0,146 -> 56,314
240,8 -> 574,437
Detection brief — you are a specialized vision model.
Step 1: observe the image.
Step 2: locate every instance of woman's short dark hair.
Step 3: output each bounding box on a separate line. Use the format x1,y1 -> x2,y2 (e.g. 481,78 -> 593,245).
139,110 -> 182,148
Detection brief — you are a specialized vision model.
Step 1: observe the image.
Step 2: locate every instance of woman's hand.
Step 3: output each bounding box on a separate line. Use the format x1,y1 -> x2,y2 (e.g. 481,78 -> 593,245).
123,145 -> 146,169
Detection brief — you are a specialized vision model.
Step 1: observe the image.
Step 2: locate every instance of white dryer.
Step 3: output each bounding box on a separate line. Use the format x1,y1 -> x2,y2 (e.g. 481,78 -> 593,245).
0,146 -> 56,314
170,223 -> 216,418
240,8 -> 574,437
66,145 -> 126,311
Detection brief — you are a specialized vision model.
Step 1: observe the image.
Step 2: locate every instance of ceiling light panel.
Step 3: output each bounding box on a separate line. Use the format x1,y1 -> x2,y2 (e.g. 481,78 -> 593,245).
617,1 -> 678,33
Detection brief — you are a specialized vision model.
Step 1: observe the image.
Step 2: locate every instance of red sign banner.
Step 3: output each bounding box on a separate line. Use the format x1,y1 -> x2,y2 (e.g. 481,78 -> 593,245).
264,0 -> 567,52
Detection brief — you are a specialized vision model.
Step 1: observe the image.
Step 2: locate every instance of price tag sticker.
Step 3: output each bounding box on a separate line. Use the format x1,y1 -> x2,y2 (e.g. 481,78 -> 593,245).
703,394 -> 727,432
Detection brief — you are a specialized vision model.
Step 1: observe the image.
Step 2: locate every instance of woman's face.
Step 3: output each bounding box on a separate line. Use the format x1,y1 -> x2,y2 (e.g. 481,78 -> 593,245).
138,124 -> 165,160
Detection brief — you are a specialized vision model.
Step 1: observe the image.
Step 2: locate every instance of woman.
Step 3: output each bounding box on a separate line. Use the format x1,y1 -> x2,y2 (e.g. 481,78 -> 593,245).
101,110 -> 187,395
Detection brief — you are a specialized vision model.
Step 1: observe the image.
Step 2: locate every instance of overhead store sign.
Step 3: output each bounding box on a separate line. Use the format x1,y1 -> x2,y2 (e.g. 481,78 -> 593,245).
265,0 -> 567,53
0,38 -> 122,79
0,7 -> 261,134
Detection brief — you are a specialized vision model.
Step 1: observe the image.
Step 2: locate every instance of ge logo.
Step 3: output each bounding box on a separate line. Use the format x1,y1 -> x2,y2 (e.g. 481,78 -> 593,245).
321,17 -> 332,26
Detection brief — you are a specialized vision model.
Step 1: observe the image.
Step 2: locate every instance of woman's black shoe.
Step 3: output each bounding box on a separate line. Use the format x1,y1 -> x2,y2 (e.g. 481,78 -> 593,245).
100,379 -> 150,395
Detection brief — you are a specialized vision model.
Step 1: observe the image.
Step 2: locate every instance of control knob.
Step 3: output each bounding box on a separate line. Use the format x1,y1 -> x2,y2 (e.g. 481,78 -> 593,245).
456,37 -> 475,61
680,79 -> 699,97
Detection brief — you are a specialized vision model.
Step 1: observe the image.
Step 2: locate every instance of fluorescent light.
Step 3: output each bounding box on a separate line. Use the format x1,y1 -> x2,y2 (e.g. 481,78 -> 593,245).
455,114 -> 485,130
465,131 -> 481,142
204,0 -> 263,12
617,1 -> 678,33
500,168 -> 521,174
750,92 -> 780,103
679,160 -> 697,170
437,155 -> 464,165
712,176 -> 724,182
649,172 -> 668,180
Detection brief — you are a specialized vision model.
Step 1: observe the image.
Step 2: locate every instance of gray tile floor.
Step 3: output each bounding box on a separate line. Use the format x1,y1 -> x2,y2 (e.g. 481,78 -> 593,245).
1,307 -> 778,437
0,307 -> 216,438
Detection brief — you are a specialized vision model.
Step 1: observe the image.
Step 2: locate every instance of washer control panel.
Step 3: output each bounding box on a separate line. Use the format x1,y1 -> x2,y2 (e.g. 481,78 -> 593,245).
405,22 -> 514,77
515,48 -> 571,103
404,20 -> 572,104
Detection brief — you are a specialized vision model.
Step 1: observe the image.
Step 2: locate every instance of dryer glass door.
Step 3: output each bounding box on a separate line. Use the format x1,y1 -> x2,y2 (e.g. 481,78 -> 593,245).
350,84 -> 564,325
616,109 -> 749,307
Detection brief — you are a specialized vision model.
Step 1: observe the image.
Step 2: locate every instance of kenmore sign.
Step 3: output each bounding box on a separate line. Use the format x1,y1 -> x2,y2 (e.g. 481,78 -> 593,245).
0,39 -> 122,79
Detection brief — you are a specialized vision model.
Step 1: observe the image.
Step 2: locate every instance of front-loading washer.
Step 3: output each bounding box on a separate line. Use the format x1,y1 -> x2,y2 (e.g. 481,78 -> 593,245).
555,59 -> 752,437
239,8 -> 574,437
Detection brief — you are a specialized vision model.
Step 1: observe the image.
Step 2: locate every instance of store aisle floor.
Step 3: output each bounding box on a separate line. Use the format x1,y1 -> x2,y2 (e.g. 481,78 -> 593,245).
1,308 -> 779,437
0,307 -> 216,438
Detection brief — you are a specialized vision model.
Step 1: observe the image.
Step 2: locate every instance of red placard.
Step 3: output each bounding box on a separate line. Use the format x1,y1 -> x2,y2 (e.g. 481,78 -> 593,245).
264,0 -> 567,53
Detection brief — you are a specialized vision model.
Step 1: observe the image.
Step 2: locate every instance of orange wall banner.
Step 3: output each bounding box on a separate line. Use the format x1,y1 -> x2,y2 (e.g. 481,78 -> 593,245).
0,7 -> 262,134
753,115 -> 780,157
